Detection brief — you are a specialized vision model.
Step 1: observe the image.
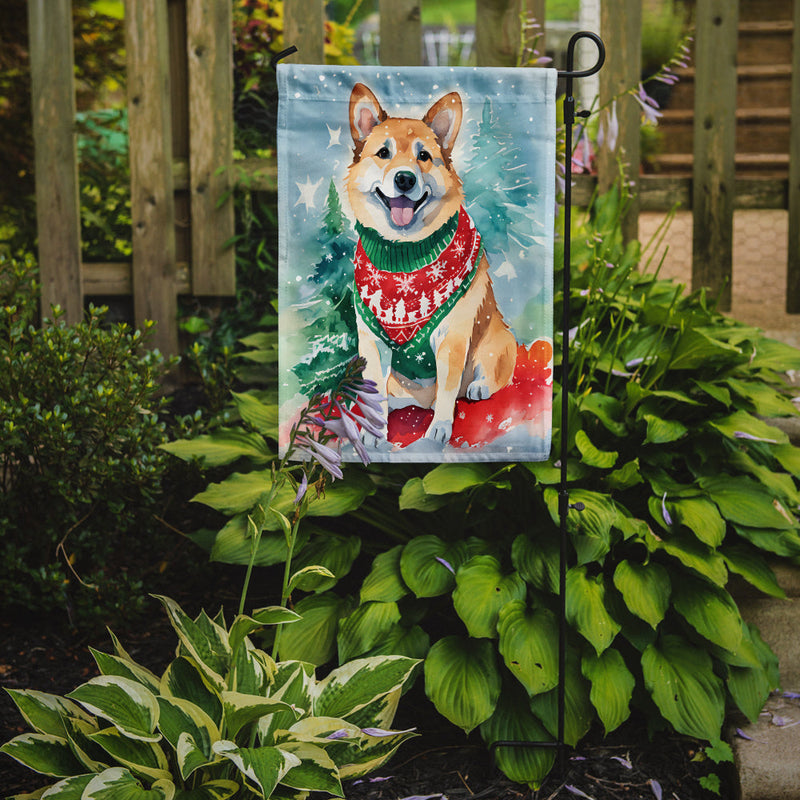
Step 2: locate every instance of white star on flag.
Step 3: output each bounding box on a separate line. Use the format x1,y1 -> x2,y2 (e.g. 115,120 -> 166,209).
295,175 -> 324,210
326,125 -> 342,148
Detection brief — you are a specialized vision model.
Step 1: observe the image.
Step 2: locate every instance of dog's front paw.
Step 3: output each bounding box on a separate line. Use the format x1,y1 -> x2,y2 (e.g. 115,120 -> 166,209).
425,419 -> 453,444
466,379 -> 492,401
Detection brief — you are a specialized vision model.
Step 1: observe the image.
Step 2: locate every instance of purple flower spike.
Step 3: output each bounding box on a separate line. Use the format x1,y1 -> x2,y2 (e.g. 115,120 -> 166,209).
294,472 -> 308,505
435,556 -> 455,574
295,435 -> 343,480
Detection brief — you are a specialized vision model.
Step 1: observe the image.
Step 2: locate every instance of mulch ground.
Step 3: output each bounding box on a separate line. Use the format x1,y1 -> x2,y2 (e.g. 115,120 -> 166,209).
0,583 -> 732,800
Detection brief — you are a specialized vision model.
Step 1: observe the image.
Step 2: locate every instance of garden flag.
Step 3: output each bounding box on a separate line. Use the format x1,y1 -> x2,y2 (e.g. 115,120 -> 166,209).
277,65 -> 556,462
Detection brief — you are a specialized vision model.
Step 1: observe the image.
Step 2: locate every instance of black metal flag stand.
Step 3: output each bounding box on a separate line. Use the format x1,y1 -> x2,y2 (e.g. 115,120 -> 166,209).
273,31 -> 606,778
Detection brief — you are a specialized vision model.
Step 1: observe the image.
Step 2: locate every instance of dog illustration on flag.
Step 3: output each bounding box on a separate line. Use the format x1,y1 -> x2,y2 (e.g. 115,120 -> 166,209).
346,82 -> 517,444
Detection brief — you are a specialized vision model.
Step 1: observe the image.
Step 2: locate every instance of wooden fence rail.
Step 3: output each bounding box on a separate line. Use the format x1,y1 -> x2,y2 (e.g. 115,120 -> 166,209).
27,0 -> 799,355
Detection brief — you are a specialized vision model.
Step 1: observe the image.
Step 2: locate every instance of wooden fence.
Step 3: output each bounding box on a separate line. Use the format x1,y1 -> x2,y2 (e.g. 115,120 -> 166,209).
28,0 -> 800,355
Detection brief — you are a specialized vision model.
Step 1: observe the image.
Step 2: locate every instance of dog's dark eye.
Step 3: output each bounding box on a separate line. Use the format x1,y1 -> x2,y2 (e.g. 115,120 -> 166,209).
418,149 -> 431,162
376,146 -> 390,159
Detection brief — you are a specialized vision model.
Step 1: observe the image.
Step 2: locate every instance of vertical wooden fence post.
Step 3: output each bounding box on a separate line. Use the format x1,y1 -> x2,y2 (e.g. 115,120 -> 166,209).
187,0 -> 235,295
28,0 -> 83,324
476,0 -> 539,67
692,0 -> 738,311
787,0 -> 800,313
598,0 -> 641,244
284,0 -> 325,64
379,0 -> 422,66
126,0 -> 178,355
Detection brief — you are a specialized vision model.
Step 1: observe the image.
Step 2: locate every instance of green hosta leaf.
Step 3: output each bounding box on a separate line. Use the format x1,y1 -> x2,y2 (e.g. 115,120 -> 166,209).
173,780 -> 239,800
424,637 -> 501,733
421,463 -> 494,494
701,474 -> 797,530
231,391 -> 279,437
580,392 -> 627,436
668,328 -> 742,371
721,543 -> 786,598
0,733 -> 85,777
90,650 -> 161,694
612,560 -> 670,629
497,601 -> 558,696
362,624 -> 430,660
212,741 -> 299,798
606,459 -> 644,491
524,459 -> 590,485
398,477 -> 450,511
693,380 -> 732,407
160,428 -> 272,467
709,409 -> 788,445
337,601 -> 402,662
725,378 -> 799,417
581,649 -> 635,734
651,529 -> 728,586
291,535 -> 361,592
160,658 -> 222,727
277,592 -> 352,665
727,663 -> 772,723
566,566 -> 621,655
4,690 -> 93,737
643,414 -> 688,444
88,728 -> 170,782
668,497 -> 726,548
642,634 -> 725,741
288,565 -> 336,594
452,556 -> 526,639
155,597 -> 231,690
748,337 -> 800,371
528,649 -> 593,746
672,575 -> 743,653
193,471 -> 274,515
511,533 -> 559,593
276,741 -> 343,796
575,429 -> 618,468
544,488 -> 617,540
733,524 -> 800,558
772,443 -> 800,478
314,656 -> 420,721
480,681 -> 555,789
400,536 -> 468,598
209,516 -> 293,567
221,692 -> 297,740
360,545 -> 409,603
82,768 -> 174,799
67,676 -> 160,742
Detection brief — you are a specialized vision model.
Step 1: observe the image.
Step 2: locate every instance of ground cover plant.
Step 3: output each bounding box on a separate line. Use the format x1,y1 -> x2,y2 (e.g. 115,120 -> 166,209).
164,183 -> 800,790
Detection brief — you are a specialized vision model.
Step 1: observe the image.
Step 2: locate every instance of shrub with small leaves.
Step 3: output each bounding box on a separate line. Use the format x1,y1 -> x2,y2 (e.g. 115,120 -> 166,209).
0,253 -> 174,622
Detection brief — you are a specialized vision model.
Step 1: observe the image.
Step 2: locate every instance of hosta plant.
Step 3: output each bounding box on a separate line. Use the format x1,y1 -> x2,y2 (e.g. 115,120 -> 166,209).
0,595 -> 419,800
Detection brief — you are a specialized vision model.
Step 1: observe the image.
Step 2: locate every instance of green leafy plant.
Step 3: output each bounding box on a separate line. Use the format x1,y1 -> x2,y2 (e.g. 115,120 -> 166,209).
1,595 -> 419,799
0,253 -> 175,623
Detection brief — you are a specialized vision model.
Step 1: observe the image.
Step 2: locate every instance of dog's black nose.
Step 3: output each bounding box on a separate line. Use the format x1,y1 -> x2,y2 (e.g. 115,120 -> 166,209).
394,171 -> 416,193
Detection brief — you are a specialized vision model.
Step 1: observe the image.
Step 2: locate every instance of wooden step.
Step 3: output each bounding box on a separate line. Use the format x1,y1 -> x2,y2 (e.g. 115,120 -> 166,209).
658,107 -> 791,155
737,0 -> 794,22
738,20 -> 794,66
649,152 -> 789,178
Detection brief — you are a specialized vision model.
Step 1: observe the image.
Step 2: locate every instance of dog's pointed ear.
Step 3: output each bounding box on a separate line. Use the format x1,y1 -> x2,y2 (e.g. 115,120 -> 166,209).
350,83 -> 386,149
423,92 -> 463,156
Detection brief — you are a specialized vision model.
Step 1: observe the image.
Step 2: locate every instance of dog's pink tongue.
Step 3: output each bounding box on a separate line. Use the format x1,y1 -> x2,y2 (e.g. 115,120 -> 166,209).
390,196 -> 415,227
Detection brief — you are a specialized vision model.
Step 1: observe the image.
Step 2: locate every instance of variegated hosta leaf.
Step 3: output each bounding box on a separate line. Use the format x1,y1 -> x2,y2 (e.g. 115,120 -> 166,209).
424,636 -> 501,734
528,649 -> 594,747
612,560 -> 670,629
258,662 -> 315,745
160,657 -> 222,727
275,741 -> 344,796
39,773 -> 94,798
231,641 -> 276,696
480,681 -> 555,790
581,649 -> 635,735
360,545 -> 409,603
496,601 -> 559,696
221,691 -> 298,740
337,601 -> 401,663
0,732 -> 85,777
641,634 -> 725,741
4,689 -> 93,737
212,741 -> 300,798
334,726 -> 418,780
81,767 -> 175,799
154,596 -> 231,690
61,716 -> 107,773
156,696 -> 219,778
90,651 -> 160,696
313,656 -> 420,721
88,727 -> 171,782
565,566 -> 621,655
171,779 -> 239,800
66,676 -> 160,742
452,556 -> 526,639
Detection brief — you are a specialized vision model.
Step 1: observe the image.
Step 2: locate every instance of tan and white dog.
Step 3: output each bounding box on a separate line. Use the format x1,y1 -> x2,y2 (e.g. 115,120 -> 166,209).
346,82 -> 517,444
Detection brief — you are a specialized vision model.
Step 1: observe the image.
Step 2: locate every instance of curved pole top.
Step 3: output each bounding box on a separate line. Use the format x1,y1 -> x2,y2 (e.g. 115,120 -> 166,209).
557,31 -> 605,80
